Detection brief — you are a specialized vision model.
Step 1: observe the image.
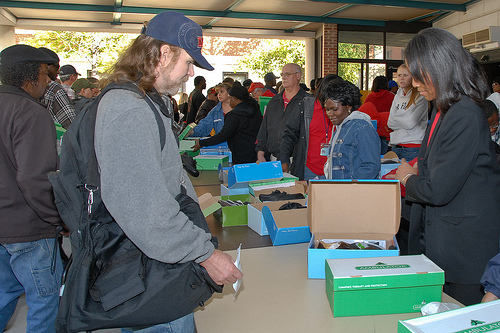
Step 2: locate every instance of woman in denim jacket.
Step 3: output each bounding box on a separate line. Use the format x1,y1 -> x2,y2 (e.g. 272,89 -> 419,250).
321,79 -> 381,179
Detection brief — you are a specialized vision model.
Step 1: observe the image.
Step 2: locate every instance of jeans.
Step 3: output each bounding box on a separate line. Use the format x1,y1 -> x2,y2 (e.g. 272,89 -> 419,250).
0,238 -> 62,333
303,165 -> 326,181
121,313 -> 195,333
390,146 -> 420,162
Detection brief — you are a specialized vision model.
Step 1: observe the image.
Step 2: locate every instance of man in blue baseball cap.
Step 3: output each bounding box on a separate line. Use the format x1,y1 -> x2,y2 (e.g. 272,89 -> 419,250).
93,11 -> 242,333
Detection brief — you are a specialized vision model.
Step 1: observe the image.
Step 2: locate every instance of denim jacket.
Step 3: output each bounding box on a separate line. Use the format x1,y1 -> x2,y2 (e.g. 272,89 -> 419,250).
324,111 -> 381,179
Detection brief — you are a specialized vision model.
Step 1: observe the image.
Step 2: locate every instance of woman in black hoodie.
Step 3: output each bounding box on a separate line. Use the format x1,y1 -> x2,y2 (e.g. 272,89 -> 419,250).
193,84 -> 262,164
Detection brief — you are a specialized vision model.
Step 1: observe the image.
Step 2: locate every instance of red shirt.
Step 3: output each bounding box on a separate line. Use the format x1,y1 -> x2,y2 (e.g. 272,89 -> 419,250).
365,90 -> 395,113
306,100 -> 333,176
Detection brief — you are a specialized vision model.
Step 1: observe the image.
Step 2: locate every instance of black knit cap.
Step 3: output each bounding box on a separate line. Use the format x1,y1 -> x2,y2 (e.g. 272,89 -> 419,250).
38,47 -> 60,63
228,84 -> 249,101
1,44 -> 55,67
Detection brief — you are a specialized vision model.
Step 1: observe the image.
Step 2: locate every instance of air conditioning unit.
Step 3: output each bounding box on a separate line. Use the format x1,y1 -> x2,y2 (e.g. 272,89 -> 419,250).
462,26 -> 500,51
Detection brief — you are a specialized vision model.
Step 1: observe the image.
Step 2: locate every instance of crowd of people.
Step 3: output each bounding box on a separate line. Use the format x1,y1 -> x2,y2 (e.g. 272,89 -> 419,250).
2,9 -> 500,333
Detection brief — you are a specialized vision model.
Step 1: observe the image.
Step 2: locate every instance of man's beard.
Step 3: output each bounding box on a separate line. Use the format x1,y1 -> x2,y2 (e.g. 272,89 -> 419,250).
164,73 -> 189,96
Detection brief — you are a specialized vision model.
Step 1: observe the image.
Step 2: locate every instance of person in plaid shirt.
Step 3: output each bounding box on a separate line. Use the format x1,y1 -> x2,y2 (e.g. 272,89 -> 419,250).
39,48 -> 76,129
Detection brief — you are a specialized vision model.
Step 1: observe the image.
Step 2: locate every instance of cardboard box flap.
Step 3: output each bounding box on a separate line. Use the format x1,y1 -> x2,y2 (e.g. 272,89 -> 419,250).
327,254 -> 444,291
308,180 -> 401,237
198,193 -> 222,217
227,161 -> 283,188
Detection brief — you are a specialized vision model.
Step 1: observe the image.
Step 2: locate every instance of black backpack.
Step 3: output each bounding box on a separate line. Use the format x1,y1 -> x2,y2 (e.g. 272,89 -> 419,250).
49,82 -> 221,333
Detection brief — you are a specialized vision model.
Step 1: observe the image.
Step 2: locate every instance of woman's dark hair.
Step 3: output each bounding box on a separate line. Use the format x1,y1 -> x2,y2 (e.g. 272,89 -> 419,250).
229,83 -> 260,112
316,74 -> 339,101
319,77 -> 362,109
493,76 -> 500,85
484,100 -> 498,119
0,62 -> 41,88
371,76 -> 389,92
404,27 -> 488,113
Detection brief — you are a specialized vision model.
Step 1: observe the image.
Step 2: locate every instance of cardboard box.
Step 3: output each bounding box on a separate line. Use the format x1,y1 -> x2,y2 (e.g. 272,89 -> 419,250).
258,96 -> 272,115
220,184 -> 250,196
218,165 -> 230,184
179,139 -> 197,151
198,193 -> 222,217
262,204 -> 311,246
202,142 -> 228,150
194,155 -> 229,171
247,198 -> 308,236
381,151 -> 401,177
326,255 -> 444,317
308,180 -> 401,279
178,123 -> 196,141
398,299 -> 500,332
214,194 -> 258,227
252,183 -> 305,202
248,176 -> 300,197
227,161 -> 283,190
179,150 -> 199,158
381,162 -> 401,177
199,148 -> 232,163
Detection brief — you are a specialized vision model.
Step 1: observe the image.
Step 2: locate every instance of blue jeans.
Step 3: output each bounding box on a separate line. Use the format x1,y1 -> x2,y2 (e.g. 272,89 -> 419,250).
303,165 -> 326,181
121,313 -> 195,333
0,238 -> 62,333
391,146 -> 420,162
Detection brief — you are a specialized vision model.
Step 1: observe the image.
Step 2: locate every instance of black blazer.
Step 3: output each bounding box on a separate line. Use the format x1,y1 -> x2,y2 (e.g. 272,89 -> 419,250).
406,96 -> 500,284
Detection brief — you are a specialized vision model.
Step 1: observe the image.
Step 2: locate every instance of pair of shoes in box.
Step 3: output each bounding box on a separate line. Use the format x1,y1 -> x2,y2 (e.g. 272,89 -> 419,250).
259,190 -> 305,202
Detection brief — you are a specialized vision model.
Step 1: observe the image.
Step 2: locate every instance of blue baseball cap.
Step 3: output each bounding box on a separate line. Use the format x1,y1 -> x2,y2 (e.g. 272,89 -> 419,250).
143,11 -> 214,71
388,80 -> 398,88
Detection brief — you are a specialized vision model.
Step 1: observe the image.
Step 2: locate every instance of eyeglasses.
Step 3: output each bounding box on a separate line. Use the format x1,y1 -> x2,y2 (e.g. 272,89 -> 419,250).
280,72 -> 299,78
491,124 -> 499,130
493,83 -> 499,87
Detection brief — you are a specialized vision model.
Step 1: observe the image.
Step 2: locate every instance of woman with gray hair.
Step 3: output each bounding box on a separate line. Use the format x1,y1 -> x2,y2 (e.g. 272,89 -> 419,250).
393,27 -> 500,305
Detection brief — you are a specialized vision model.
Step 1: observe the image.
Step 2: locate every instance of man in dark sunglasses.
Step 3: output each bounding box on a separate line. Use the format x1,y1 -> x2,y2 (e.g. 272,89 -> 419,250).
38,47 -> 76,129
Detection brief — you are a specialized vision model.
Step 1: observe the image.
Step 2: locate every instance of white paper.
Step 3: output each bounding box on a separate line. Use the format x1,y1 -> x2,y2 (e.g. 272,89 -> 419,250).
233,243 -> 242,300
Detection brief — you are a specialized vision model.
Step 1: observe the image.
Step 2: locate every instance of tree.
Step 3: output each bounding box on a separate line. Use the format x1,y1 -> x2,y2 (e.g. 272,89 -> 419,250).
237,39 -> 306,78
22,31 -> 135,76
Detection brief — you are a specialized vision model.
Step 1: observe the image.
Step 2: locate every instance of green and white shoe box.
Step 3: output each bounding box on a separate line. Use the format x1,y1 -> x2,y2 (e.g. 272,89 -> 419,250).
398,299 -> 500,332
325,254 -> 444,317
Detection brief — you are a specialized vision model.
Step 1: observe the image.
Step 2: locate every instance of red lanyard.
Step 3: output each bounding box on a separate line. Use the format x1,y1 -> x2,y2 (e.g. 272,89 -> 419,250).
427,110 -> 441,146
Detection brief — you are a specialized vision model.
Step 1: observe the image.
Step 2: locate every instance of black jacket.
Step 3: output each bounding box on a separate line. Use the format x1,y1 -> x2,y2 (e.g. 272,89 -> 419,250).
256,89 -> 309,160
406,96 -> 500,285
200,101 -> 262,164
279,94 -> 315,180
187,89 -> 205,124
0,85 -> 61,243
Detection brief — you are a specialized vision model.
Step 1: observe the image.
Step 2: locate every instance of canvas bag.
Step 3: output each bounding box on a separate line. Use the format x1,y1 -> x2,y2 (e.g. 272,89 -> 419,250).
49,82 -> 222,333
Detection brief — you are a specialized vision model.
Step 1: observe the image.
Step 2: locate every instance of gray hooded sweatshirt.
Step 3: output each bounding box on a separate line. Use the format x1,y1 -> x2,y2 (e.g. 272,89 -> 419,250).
95,88 -> 214,264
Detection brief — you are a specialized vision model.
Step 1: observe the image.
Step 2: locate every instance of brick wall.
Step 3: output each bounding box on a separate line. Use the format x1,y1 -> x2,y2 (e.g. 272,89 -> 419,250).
322,23 -> 338,76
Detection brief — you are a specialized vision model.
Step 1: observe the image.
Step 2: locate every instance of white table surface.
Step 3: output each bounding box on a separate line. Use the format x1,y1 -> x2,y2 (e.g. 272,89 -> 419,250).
194,243 -> 458,333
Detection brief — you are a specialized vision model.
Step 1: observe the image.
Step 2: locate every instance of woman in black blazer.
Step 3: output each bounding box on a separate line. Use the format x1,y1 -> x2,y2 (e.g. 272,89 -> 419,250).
394,27 -> 500,305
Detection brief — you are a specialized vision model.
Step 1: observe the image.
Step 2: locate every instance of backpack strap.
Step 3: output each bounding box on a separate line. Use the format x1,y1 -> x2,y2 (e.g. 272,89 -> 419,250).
86,82 -> 167,188
144,94 -> 166,151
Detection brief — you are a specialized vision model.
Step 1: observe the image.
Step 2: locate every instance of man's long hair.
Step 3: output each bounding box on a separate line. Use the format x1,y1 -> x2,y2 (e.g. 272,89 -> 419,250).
101,34 -> 181,94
